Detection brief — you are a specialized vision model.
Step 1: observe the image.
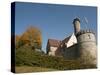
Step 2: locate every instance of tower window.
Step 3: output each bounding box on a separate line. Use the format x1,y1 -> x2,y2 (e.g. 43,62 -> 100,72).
88,35 -> 91,39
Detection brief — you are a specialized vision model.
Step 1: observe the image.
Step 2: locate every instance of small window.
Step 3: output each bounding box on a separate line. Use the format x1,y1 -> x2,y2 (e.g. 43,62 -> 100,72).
88,35 -> 91,39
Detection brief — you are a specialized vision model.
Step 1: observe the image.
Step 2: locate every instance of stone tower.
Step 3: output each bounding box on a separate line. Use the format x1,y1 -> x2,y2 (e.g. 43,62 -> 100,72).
73,18 -> 81,35
72,17 -> 97,65
76,30 -> 97,65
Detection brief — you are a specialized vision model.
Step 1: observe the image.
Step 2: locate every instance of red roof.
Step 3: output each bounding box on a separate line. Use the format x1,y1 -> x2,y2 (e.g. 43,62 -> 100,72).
48,39 -> 61,47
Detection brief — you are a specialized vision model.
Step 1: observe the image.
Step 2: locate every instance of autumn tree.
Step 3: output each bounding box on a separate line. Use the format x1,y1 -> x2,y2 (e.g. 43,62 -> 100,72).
18,26 -> 42,50
15,35 -> 21,49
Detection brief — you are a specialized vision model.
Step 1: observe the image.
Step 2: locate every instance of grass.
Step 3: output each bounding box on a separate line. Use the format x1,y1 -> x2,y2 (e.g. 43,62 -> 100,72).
16,66 -> 57,73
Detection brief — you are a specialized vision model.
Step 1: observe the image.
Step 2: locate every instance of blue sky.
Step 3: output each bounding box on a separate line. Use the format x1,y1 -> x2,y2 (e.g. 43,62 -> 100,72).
15,2 -> 97,52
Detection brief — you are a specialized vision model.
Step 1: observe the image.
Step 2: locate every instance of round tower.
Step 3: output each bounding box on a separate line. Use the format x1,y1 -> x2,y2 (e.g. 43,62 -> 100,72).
76,30 -> 97,65
73,18 -> 81,35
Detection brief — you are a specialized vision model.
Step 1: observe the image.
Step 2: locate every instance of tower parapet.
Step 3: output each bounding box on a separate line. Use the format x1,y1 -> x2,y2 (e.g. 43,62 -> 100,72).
76,29 -> 95,37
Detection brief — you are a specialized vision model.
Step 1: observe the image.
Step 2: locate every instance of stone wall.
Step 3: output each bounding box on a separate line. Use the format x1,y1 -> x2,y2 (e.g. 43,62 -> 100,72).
63,44 -> 79,59
77,41 -> 97,64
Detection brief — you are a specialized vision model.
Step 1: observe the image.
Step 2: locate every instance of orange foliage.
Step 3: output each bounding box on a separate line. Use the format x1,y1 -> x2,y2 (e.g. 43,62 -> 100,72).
16,26 -> 42,49
15,35 -> 20,43
15,35 -> 21,48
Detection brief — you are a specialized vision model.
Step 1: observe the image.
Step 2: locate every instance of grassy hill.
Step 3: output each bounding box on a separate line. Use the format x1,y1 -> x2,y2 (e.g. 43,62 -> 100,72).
15,46 -> 96,73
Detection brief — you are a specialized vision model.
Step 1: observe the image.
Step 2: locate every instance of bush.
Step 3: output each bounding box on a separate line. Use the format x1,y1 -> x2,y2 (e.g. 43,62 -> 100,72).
16,46 -> 96,70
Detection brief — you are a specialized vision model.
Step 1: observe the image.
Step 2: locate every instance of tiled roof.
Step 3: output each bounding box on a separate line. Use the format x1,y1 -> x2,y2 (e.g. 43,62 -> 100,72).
48,39 -> 61,47
61,36 -> 71,44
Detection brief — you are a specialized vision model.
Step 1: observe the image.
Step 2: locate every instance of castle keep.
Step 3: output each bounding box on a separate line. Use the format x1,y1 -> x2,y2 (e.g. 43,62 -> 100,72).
46,18 -> 97,64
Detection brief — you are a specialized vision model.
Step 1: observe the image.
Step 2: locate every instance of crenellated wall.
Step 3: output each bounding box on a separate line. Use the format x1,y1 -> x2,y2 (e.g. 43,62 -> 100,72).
63,30 -> 97,65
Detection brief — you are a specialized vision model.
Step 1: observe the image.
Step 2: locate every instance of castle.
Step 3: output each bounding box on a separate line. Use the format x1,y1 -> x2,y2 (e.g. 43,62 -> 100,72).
46,18 -> 97,64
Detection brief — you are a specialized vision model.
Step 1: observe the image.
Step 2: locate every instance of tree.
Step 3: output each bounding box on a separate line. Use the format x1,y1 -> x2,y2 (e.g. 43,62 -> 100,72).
17,26 -> 42,50
15,35 -> 21,49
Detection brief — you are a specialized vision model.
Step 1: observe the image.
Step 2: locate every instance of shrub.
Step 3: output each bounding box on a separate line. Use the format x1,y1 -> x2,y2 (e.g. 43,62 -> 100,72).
16,46 -> 96,70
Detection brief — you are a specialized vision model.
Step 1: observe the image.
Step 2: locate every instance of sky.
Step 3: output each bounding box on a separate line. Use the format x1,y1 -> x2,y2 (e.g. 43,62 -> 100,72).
15,2 -> 97,52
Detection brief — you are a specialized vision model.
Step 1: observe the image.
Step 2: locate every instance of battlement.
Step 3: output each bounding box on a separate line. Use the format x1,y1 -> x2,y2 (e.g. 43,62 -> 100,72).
76,29 -> 95,37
